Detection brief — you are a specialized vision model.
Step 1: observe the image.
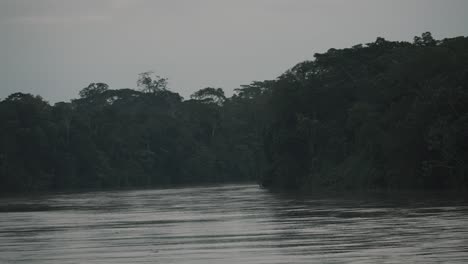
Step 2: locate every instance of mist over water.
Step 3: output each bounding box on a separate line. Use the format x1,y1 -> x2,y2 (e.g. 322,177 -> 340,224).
0,184 -> 467,264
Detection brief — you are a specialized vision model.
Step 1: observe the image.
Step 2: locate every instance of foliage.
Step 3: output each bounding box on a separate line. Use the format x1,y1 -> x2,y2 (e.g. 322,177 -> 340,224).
260,32 -> 468,191
1,32 -> 467,193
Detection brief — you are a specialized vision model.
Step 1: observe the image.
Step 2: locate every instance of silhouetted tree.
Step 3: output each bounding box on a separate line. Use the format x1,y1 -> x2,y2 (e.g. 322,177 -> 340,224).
137,71 -> 168,94
1,33 -> 467,193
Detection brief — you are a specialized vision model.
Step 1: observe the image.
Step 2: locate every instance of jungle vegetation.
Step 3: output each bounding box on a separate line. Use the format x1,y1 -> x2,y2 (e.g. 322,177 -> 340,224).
1,33 -> 467,192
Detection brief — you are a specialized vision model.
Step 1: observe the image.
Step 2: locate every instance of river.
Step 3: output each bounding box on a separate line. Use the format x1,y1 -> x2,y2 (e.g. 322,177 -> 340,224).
0,184 -> 467,263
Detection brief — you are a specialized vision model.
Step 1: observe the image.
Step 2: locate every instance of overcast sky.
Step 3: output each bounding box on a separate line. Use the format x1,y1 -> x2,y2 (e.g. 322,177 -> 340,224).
1,0 -> 468,102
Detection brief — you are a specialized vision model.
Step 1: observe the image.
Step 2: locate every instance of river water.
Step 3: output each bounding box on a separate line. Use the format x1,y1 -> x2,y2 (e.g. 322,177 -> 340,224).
0,184 -> 467,264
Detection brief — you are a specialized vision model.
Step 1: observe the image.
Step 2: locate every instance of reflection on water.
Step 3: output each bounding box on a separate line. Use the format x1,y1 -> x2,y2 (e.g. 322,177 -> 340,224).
0,184 -> 467,264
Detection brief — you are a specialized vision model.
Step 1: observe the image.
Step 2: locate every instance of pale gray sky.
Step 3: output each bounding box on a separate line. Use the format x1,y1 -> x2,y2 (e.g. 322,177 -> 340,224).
1,0 -> 468,102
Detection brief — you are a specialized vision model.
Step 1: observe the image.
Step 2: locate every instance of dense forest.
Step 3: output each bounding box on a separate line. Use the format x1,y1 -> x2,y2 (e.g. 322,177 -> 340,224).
1,33 -> 467,193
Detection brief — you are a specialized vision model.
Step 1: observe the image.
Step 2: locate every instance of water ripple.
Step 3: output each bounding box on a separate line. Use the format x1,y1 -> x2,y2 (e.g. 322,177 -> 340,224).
0,184 -> 467,264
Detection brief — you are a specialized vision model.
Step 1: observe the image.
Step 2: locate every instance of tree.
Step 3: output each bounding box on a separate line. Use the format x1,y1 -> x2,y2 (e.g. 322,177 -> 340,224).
137,71 -> 168,94
79,83 -> 109,98
190,87 -> 226,105
414,32 -> 437,46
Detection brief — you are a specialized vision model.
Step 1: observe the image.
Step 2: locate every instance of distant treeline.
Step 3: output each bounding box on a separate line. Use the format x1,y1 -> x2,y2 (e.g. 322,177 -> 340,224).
1,32 -> 467,193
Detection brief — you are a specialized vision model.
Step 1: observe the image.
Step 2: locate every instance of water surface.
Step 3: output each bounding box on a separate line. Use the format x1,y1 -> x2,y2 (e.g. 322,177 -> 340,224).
0,184 -> 467,263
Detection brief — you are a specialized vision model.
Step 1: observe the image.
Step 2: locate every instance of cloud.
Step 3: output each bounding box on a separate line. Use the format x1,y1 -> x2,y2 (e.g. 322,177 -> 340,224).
0,0 -> 137,26
110,0 -> 138,10
3,14 -> 112,25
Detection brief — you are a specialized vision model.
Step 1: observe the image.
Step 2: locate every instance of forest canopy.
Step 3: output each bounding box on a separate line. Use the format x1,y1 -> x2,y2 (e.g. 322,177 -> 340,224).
1,33 -> 467,193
